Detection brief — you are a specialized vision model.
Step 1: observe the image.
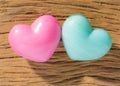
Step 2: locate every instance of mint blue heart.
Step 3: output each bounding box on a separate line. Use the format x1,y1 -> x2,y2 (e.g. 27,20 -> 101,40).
62,14 -> 112,61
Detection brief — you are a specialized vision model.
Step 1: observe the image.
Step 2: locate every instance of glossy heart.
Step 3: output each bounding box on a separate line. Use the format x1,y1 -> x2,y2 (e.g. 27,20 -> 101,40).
9,15 -> 61,62
62,14 -> 112,61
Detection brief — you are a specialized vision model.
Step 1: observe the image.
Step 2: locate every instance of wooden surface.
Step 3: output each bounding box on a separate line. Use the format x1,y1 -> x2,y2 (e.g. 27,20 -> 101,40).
0,0 -> 120,86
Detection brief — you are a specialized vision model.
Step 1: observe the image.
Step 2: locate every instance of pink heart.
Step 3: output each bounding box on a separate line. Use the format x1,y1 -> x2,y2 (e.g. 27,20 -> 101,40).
8,15 -> 61,62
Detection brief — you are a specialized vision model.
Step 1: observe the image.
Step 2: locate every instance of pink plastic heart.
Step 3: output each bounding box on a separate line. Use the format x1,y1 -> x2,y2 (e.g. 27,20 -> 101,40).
8,15 -> 61,62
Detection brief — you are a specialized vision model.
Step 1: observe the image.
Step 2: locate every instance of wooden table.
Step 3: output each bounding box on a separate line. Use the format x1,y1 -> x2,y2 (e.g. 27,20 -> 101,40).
0,0 -> 120,86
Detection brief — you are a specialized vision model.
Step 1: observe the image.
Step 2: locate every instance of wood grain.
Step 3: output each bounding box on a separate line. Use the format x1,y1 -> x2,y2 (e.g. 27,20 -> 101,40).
0,0 -> 120,86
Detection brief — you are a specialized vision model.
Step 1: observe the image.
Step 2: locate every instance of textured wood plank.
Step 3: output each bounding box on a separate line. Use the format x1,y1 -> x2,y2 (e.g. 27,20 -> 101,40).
0,0 -> 120,86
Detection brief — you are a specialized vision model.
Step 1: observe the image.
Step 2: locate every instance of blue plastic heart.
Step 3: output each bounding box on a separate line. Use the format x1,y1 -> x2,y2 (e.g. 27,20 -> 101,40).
62,14 -> 112,61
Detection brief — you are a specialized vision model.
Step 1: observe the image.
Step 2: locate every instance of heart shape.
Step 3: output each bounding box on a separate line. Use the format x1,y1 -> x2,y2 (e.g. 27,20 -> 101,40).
9,15 -> 61,62
62,14 -> 112,60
